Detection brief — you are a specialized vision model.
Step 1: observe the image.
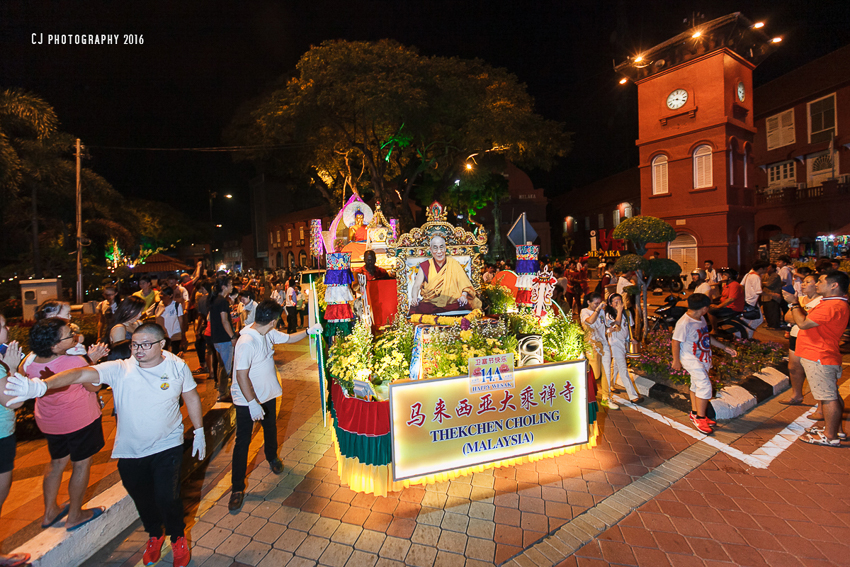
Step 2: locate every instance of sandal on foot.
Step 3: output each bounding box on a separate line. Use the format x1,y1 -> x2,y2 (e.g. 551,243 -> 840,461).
778,399 -> 809,406
805,426 -> 847,440
800,432 -> 841,447
0,553 -> 31,567
41,503 -> 70,528
66,507 -> 105,531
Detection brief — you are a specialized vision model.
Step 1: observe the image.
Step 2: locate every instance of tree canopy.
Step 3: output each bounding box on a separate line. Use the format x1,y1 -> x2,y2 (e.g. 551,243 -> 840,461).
612,216 -> 676,256
226,39 -> 571,226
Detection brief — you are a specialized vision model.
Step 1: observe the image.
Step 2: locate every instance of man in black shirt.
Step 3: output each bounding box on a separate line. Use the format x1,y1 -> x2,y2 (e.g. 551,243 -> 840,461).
209,276 -> 237,402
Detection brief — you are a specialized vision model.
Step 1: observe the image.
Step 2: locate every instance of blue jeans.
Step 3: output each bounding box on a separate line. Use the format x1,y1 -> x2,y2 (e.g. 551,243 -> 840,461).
214,341 -> 234,397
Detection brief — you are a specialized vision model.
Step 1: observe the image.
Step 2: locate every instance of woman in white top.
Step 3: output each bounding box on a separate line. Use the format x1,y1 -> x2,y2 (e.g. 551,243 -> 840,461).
605,294 -> 643,403
783,272 -> 821,409
580,292 -> 617,410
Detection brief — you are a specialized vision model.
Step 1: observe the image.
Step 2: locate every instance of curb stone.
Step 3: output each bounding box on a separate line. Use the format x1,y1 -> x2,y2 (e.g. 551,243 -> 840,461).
635,365 -> 790,420
11,405 -> 236,567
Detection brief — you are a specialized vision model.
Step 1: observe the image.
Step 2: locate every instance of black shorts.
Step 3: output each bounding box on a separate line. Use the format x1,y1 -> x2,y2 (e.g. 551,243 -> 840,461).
43,416 -> 105,462
0,433 -> 15,474
789,336 -> 796,352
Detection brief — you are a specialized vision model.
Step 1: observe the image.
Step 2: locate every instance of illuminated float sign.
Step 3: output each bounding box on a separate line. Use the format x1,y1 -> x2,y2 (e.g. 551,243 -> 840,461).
389,360 -> 588,481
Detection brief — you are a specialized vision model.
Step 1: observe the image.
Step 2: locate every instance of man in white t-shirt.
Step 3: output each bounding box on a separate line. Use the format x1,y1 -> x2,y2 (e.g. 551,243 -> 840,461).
238,290 -> 257,328
616,271 -> 633,296
703,260 -> 718,284
155,286 -> 187,354
228,300 -> 321,511
3,323 -> 205,567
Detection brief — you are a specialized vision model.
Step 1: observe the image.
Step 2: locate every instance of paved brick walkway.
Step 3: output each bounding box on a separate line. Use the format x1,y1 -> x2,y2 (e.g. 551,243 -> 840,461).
559,417 -> 850,567
76,336 -> 850,567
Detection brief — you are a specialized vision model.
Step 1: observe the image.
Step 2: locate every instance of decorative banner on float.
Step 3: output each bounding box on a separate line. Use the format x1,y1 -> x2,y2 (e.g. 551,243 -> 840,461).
389,360 -> 588,481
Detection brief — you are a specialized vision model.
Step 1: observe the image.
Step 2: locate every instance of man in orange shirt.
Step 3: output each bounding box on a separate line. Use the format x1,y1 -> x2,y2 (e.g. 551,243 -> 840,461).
788,271 -> 850,446
708,268 -> 744,331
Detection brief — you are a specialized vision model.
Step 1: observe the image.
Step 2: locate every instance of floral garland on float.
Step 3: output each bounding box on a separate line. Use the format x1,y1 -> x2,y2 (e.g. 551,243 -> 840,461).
315,201 -> 597,496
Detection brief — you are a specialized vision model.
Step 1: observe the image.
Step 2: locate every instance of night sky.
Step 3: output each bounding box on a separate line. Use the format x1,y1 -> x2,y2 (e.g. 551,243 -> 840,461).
2,0 -> 849,232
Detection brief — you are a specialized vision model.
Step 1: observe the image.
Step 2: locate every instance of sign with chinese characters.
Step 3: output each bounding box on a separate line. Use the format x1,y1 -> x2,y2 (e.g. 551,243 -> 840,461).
468,353 -> 514,394
389,360 -> 588,481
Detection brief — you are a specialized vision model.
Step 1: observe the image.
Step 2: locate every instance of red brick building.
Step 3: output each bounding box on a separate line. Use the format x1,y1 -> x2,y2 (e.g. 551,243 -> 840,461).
752,43 -> 850,255
613,13 -> 777,273
551,21 -> 850,267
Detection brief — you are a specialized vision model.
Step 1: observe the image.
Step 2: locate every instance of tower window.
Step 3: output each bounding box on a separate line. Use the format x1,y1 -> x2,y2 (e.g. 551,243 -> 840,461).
693,145 -> 713,189
652,155 -> 668,195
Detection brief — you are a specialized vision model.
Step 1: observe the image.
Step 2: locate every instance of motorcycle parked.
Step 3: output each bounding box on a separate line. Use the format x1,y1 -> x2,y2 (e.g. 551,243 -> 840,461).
652,275 -> 684,294
648,294 -> 687,331
713,307 -> 761,339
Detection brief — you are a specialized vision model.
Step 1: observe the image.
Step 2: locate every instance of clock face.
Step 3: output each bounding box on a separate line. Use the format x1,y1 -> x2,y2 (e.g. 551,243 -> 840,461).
666,89 -> 688,110
737,81 -> 745,102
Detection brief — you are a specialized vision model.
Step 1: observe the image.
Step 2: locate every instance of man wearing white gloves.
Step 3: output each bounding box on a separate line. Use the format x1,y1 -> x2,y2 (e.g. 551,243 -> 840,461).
5,322 -> 204,567
228,299 -> 322,512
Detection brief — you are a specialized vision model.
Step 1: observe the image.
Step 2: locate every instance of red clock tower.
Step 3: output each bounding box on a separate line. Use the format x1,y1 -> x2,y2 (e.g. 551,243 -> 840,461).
615,13 -> 777,271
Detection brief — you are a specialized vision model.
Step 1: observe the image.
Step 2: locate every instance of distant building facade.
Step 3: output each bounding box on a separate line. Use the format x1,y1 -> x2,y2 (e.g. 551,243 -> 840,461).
549,168 -> 639,259
752,43 -> 850,255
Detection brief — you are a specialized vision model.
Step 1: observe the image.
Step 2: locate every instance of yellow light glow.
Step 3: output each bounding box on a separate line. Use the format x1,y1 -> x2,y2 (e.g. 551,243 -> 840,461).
634,55 -> 643,63
225,194 -> 233,198
330,416 -> 599,496
465,163 -> 473,170
753,22 -> 764,29
692,31 -> 702,39
771,37 -> 782,43
619,78 -> 628,85
389,361 -> 588,481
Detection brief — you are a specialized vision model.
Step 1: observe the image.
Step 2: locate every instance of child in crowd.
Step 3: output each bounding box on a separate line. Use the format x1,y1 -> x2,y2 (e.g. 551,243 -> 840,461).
605,294 -> 643,403
581,292 -> 617,410
672,293 -> 737,434
238,290 -> 257,328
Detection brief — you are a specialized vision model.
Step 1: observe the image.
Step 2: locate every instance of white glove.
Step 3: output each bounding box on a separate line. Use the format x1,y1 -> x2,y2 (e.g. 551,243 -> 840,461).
192,427 -> 206,461
4,374 -> 47,406
248,399 -> 265,421
307,324 -> 323,336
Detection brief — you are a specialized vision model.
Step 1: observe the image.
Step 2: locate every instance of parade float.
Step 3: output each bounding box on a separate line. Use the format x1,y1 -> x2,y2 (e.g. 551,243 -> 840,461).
309,201 -> 595,496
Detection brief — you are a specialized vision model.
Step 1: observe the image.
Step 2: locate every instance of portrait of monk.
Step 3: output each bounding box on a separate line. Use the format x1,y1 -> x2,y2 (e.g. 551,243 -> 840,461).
342,210 -> 369,259
409,234 -> 481,314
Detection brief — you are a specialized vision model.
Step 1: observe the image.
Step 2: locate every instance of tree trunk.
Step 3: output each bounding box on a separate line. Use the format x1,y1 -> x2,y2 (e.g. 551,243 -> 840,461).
31,184 -> 42,278
637,270 -> 654,341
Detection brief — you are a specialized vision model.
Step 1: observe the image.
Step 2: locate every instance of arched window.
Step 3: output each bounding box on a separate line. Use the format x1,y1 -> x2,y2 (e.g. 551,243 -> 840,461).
652,155 -> 668,195
693,145 -> 713,188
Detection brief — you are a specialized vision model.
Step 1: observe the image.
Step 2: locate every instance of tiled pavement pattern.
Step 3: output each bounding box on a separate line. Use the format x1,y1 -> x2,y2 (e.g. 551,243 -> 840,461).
82,339 -> 850,567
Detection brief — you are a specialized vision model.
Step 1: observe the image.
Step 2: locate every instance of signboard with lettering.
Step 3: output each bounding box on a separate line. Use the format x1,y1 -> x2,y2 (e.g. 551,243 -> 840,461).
389,360 -> 588,481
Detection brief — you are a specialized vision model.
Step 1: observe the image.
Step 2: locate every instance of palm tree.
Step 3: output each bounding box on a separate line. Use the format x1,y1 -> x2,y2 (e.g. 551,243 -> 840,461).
0,89 -> 59,277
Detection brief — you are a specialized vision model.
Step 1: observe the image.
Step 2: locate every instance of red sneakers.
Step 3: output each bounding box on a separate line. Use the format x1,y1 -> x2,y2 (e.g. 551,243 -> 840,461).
172,536 -> 191,567
693,416 -> 713,434
690,412 -> 717,427
143,535 -> 166,565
